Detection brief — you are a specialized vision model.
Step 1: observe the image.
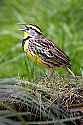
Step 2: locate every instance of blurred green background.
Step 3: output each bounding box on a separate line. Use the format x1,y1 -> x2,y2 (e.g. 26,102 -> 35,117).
0,0 -> 83,79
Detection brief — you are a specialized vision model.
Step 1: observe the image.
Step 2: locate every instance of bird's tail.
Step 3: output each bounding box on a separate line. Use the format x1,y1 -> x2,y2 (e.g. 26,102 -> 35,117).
66,67 -> 75,78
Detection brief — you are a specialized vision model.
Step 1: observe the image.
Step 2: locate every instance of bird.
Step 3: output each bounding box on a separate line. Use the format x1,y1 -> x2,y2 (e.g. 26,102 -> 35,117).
20,24 -> 75,77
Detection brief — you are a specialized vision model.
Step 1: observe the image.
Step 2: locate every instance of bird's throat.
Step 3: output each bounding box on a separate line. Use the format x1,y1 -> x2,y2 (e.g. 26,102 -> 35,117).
23,31 -> 29,39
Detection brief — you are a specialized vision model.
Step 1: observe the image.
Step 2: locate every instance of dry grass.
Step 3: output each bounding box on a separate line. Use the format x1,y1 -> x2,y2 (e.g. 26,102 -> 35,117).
0,75 -> 83,125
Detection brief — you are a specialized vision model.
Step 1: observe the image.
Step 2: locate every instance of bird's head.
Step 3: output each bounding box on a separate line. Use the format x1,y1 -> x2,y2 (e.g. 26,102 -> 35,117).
20,24 -> 41,39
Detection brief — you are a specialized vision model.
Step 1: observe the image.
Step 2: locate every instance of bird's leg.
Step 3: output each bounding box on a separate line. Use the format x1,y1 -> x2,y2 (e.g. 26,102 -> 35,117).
47,68 -> 55,78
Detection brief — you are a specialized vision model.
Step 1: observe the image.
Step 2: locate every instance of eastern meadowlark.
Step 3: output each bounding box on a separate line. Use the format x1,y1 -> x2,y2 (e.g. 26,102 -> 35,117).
20,24 -> 75,77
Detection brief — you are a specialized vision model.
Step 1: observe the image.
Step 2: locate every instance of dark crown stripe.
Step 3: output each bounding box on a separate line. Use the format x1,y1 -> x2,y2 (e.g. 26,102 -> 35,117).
29,24 -> 41,31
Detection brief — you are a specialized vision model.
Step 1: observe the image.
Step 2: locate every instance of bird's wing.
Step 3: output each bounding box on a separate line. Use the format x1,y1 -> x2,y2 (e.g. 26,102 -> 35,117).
32,37 -> 71,68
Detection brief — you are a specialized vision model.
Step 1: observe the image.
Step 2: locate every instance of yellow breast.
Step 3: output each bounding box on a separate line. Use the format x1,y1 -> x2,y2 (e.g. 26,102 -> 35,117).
24,40 -> 47,67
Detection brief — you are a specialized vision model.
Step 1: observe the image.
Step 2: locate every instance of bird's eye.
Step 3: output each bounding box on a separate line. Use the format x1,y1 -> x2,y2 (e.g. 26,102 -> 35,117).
31,30 -> 36,36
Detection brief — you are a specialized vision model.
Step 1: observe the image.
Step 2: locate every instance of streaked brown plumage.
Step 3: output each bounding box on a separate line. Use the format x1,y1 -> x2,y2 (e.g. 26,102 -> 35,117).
21,24 -> 75,77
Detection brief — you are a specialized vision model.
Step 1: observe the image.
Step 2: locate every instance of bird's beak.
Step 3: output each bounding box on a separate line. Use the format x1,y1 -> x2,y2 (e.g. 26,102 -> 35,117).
18,23 -> 28,31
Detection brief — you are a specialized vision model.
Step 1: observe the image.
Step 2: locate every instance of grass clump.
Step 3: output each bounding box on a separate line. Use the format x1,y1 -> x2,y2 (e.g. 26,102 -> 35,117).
0,0 -> 83,79
0,76 -> 83,125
